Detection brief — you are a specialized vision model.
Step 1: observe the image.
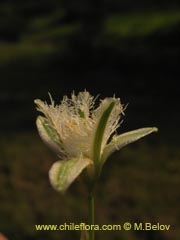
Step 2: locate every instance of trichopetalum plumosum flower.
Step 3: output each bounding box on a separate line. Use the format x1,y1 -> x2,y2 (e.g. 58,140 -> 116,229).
34,91 -> 157,191
34,90 -> 158,240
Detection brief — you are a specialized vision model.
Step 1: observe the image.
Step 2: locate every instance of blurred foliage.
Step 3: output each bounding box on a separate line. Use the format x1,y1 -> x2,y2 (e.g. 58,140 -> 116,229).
0,133 -> 180,240
0,0 -> 179,102
104,11 -> 180,38
0,0 -> 180,66
0,43 -> 55,64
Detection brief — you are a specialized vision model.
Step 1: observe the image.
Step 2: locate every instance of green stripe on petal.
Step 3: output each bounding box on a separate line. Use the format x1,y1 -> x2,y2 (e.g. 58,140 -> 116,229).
92,99 -> 116,168
36,116 -> 62,155
49,157 -> 92,193
101,127 -> 158,167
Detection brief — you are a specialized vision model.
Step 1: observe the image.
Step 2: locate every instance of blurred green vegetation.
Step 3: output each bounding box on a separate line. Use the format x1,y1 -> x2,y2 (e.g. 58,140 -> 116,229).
0,0 -> 180,66
0,9 -> 180,65
0,133 -> 180,240
105,11 -> 180,37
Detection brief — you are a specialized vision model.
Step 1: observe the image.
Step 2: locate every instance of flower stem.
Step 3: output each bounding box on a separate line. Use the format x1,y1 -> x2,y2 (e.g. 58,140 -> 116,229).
88,190 -> 95,240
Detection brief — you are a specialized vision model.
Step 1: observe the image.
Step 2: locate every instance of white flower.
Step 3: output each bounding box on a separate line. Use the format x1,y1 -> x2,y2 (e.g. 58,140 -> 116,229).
35,91 -> 158,192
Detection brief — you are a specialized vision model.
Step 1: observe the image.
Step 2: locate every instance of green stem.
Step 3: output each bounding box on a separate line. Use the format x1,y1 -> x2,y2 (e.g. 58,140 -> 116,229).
88,190 -> 95,240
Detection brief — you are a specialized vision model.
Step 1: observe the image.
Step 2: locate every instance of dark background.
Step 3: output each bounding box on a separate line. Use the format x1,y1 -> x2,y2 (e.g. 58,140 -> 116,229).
0,0 -> 180,239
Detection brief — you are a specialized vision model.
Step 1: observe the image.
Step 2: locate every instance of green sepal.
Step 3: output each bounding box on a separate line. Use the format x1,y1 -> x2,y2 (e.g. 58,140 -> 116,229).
93,100 -> 115,166
36,116 -> 61,154
101,127 -> 158,167
49,157 -> 92,193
